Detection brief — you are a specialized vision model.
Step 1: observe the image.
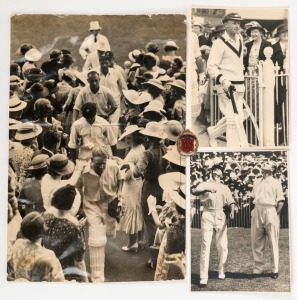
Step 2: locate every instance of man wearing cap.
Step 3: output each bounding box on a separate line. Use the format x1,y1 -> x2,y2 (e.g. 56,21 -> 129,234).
73,70 -> 118,123
69,102 -> 117,161
79,21 -> 111,60
41,49 -> 64,83
192,165 -> 235,287
207,12 -> 247,148
250,162 -> 285,279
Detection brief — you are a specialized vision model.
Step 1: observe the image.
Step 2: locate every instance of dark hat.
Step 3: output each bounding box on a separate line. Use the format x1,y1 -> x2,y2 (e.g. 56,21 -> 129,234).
146,42 -> 159,53
51,184 -> 77,211
275,24 -> 288,36
246,23 -> 265,36
20,43 -> 33,55
222,13 -> 243,23
81,102 -> 97,116
43,80 -> 59,94
61,49 -> 71,55
47,154 -> 74,176
203,22 -> 212,28
23,68 -> 46,82
214,24 -> 226,33
28,154 -> 49,170
59,54 -> 75,66
99,52 -> 110,62
50,49 -> 62,60
26,83 -> 49,98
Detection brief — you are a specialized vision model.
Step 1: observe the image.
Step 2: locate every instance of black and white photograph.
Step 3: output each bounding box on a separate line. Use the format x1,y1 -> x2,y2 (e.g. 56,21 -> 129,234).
190,150 -> 290,291
190,8 -> 289,148
7,14 -> 187,283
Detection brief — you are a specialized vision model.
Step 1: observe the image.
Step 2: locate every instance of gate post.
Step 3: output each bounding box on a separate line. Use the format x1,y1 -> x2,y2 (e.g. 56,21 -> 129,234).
262,47 -> 275,146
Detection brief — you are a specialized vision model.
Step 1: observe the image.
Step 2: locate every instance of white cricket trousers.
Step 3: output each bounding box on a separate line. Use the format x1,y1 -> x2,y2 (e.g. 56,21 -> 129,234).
208,91 -> 245,147
251,205 -> 280,274
83,199 -> 116,282
200,209 -> 228,280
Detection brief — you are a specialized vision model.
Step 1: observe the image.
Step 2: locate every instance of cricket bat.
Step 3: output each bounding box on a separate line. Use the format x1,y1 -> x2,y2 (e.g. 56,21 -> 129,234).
228,86 -> 249,147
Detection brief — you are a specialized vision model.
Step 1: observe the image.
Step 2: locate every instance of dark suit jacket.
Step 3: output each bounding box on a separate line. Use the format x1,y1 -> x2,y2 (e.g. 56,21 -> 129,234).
243,39 -> 272,72
272,41 -> 286,72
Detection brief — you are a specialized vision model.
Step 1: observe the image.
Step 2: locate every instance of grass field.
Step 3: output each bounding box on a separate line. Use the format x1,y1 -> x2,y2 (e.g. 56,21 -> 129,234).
10,14 -> 186,69
191,228 -> 290,292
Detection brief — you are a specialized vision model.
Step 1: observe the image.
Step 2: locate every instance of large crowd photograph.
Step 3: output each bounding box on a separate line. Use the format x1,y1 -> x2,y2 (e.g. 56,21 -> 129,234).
7,14 -> 187,283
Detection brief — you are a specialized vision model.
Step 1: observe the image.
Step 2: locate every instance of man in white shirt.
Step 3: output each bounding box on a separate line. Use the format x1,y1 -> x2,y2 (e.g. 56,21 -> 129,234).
251,162 -> 285,279
192,165 -> 235,287
207,13 -> 247,147
79,21 -> 111,60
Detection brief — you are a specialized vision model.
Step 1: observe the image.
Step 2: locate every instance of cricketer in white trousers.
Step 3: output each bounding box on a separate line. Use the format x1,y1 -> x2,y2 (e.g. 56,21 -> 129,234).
207,86 -> 246,148
196,180 -> 235,281
251,174 -> 285,274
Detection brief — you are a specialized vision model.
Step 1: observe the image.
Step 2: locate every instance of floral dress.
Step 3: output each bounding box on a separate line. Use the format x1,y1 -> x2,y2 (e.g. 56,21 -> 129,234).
43,213 -> 86,281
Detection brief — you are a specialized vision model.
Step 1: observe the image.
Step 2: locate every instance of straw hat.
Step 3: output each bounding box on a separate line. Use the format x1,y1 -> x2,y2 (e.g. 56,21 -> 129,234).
164,120 -> 183,142
9,118 -> 22,127
163,145 -> 186,167
246,23 -> 265,36
164,41 -> 179,51
192,21 -> 203,28
27,154 -> 49,170
140,121 -> 167,139
26,83 -> 49,98
142,79 -> 165,91
143,100 -> 166,115
158,74 -> 173,83
122,89 -> 139,104
158,172 -> 186,209
10,75 -> 24,86
25,48 -> 42,62
47,154 -> 75,176
9,97 -> 27,112
14,123 -> 42,141
134,91 -> 152,105
128,49 -> 143,62
167,79 -> 186,91
73,70 -> 88,86
89,21 -> 101,31
119,125 -> 141,141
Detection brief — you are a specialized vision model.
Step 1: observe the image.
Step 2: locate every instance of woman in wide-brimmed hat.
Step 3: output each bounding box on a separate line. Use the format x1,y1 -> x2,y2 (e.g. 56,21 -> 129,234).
33,98 -> 62,149
120,121 -> 168,269
141,99 -> 167,123
167,79 -> 186,124
147,171 -> 186,281
22,49 -> 42,77
142,78 -> 165,105
19,154 -> 49,215
42,185 -> 88,282
243,22 -> 272,73
118,125 -> 145,252
160,41 -> 182,71
41,153 -> 86,211
22,82 -> 49,121
12,123 -> 43,187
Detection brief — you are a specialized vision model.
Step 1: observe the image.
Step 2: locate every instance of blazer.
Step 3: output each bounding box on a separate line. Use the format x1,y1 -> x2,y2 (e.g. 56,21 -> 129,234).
243,39 -> 272,72
272,41 -> 286,72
